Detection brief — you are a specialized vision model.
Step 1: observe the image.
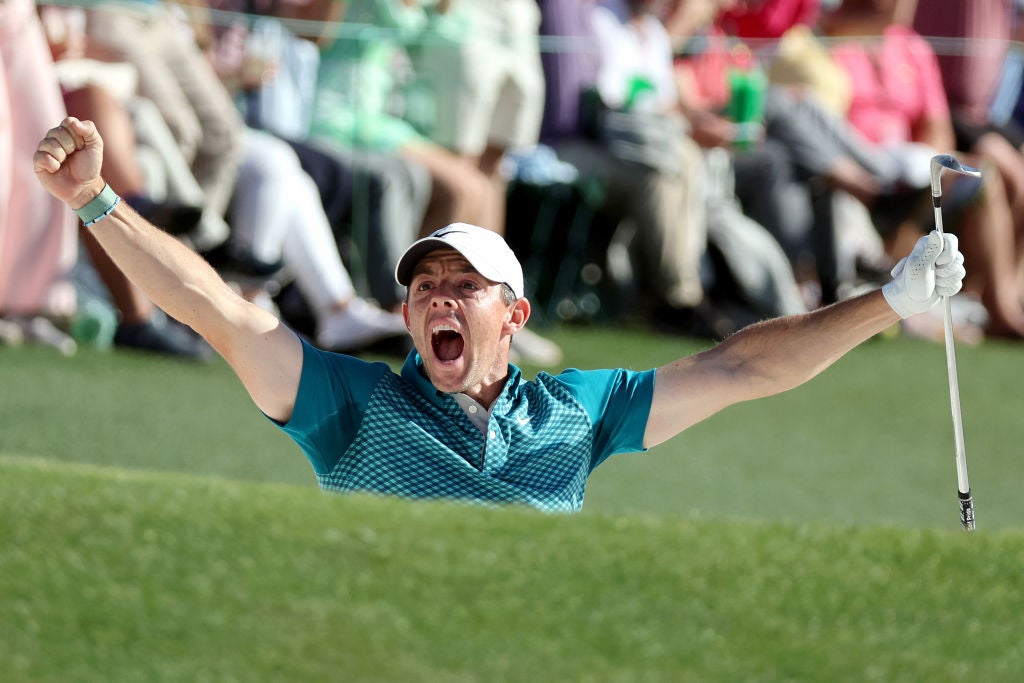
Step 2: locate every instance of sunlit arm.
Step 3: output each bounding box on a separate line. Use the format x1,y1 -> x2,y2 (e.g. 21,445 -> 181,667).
643,291 -> 899,448
86,199 -> 303,422
33,117 -> 301,422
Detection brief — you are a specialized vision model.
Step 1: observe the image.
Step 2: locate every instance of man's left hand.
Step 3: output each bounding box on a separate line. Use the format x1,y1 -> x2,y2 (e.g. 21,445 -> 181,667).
882,230 -> 966,318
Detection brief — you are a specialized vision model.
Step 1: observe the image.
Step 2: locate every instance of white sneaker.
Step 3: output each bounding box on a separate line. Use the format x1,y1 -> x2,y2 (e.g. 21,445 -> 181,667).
510,327 -> 562,367
316,298 -> 408,352
0,317 -> 24,346
13,316 -> 77,356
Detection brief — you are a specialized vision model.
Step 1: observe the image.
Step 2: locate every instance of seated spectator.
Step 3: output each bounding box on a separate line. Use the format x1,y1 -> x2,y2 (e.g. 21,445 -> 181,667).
62,83 -> 213,359
1,0 -> 78,354
226,128 -> 409,353
80,0 -> 244,252
198,0 -> 430,311
38,3 -> 223,357
193,0 -> 561,362
713,0 -> 821,42
665,0 -> 916,304
822,0 -> 1024,339
169,0 -> 413,352
282,0 -> 491,237
409,0 -> 547,235
538,0 -> 806,334
539,0 -> 707,320
913,0 -> 1024,253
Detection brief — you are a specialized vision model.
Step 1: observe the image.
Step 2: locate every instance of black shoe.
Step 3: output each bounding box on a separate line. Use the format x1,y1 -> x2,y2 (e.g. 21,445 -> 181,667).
651,301 -> 744,340
126,195 -> 204,236
114,317 -> 212,360
201,242 -> 284,279
869,185 -> 929,236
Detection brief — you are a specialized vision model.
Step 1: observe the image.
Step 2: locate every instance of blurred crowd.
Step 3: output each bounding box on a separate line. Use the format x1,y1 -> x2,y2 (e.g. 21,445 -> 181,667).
4,0 -> 1024,364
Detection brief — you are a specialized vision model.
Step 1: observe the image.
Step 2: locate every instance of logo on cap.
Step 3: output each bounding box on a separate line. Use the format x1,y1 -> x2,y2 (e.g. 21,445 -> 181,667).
394,223 -> 525,298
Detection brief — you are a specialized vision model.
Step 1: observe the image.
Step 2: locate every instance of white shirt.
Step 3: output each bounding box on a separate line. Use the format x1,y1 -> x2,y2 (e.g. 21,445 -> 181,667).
590,2 -> 679,112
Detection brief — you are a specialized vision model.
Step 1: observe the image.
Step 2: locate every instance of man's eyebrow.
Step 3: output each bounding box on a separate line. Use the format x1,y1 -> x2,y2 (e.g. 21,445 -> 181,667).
411,256 -> 477,277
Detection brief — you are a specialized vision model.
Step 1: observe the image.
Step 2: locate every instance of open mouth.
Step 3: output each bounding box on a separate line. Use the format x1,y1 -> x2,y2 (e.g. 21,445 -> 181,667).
431,324 -> 464,362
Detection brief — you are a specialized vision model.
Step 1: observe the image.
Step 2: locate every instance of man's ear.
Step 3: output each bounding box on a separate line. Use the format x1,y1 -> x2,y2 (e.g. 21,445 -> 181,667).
505,297 -> 531,335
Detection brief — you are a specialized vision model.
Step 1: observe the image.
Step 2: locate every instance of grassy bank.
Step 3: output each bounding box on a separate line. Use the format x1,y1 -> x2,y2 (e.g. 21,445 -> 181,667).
3,325 -> 1023,680
2,455 -> 1023,682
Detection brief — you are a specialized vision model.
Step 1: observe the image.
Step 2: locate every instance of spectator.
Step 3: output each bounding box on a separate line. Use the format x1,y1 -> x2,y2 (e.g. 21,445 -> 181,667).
411,0 -> 547,235
204,0 -> 560,364
713,0 -> 821,42
286,0 -> 491,237
0,0 -> 78,353
201,0 -> 431,311
62,82 -> 213,358
665,0 -> 900,303
822,0 -> 1024,339
38,5 -> 215,357
540,0 -> 811,331
538,0 -> 710,325
176,0 -> 413,351
227,127 -> 410,352
589,0 -> 713,307
913,0 -> 1024,253
81,0 -> 244,251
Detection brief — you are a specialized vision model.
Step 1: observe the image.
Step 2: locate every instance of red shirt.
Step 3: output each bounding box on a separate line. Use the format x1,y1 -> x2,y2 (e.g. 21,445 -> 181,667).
717,0 -> 821,41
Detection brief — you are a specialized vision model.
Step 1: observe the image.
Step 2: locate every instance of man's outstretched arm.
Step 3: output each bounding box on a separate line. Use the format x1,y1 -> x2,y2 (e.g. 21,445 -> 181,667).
644,230 -> 966,448
34,117 -> 302,422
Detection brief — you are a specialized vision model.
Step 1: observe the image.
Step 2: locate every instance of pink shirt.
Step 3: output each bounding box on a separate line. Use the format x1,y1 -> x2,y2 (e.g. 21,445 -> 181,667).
830,25 -> 950,146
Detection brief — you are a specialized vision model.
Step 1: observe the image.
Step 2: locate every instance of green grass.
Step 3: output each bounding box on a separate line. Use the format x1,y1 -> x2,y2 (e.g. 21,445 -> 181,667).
3,326 -> 1023,529
3,326 -> 1024,681
3,455 -> 1024,683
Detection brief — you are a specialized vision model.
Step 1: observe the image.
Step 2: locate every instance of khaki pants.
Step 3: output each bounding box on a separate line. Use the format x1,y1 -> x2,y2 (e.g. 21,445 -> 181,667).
85,3 -> 243,247
553,136 -> 707,308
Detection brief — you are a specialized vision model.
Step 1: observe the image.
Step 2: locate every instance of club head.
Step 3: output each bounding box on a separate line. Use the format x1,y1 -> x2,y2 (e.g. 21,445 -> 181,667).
930,154 -> 982,196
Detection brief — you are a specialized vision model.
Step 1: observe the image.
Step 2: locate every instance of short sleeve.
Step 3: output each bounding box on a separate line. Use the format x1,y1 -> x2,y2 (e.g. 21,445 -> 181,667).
274,339 -> 391,474
551,367 -> 657,468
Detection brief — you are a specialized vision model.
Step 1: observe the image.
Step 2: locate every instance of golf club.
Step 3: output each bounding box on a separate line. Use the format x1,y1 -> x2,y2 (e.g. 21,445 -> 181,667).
929,154 -> 981,531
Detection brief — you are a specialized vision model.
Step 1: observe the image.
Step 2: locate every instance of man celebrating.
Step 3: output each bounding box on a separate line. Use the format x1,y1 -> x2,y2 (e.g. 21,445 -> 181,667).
34,117 -> 965,511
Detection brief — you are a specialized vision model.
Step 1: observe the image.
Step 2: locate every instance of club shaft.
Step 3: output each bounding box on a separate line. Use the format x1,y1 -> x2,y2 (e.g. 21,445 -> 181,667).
932,199 -> 974,530
940,296 -> 970,491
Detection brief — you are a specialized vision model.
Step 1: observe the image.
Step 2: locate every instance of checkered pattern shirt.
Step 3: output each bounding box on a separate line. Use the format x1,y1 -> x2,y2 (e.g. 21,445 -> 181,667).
276,341 -> 655,512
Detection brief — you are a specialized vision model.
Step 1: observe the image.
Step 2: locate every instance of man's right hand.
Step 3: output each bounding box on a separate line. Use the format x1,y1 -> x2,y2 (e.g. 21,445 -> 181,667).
33,117 -> 107,211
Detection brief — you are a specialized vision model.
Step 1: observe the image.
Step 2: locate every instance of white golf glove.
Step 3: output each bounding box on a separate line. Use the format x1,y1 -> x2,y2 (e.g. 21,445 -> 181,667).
882,230 -> 965,318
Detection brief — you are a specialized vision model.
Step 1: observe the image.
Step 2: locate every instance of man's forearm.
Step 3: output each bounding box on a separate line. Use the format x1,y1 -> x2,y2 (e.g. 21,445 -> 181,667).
84,193 -> 245,348
646,230 -> 962,448
646,290 -> 900,447
716,290 -> 900,399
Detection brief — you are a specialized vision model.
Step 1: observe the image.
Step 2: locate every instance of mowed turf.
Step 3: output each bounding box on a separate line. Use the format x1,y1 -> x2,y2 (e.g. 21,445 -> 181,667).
3,455 -> 1024,682
2,325 -> 1023,528
2,326 -> 1024,681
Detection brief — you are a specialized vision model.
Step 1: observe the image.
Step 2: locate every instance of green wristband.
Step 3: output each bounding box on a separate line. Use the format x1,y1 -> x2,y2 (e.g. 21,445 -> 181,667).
75,184 -> 121,227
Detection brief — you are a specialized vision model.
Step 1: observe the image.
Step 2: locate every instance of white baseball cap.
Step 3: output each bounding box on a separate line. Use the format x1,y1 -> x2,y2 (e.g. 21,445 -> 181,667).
395,223 -> 525,298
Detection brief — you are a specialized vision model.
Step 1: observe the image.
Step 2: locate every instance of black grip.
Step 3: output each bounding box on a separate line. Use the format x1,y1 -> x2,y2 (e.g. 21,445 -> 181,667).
959,490 -> 975,531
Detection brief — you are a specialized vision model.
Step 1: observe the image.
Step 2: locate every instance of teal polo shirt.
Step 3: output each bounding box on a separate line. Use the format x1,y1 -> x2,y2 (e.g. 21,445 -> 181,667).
276,340 -> 655,512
